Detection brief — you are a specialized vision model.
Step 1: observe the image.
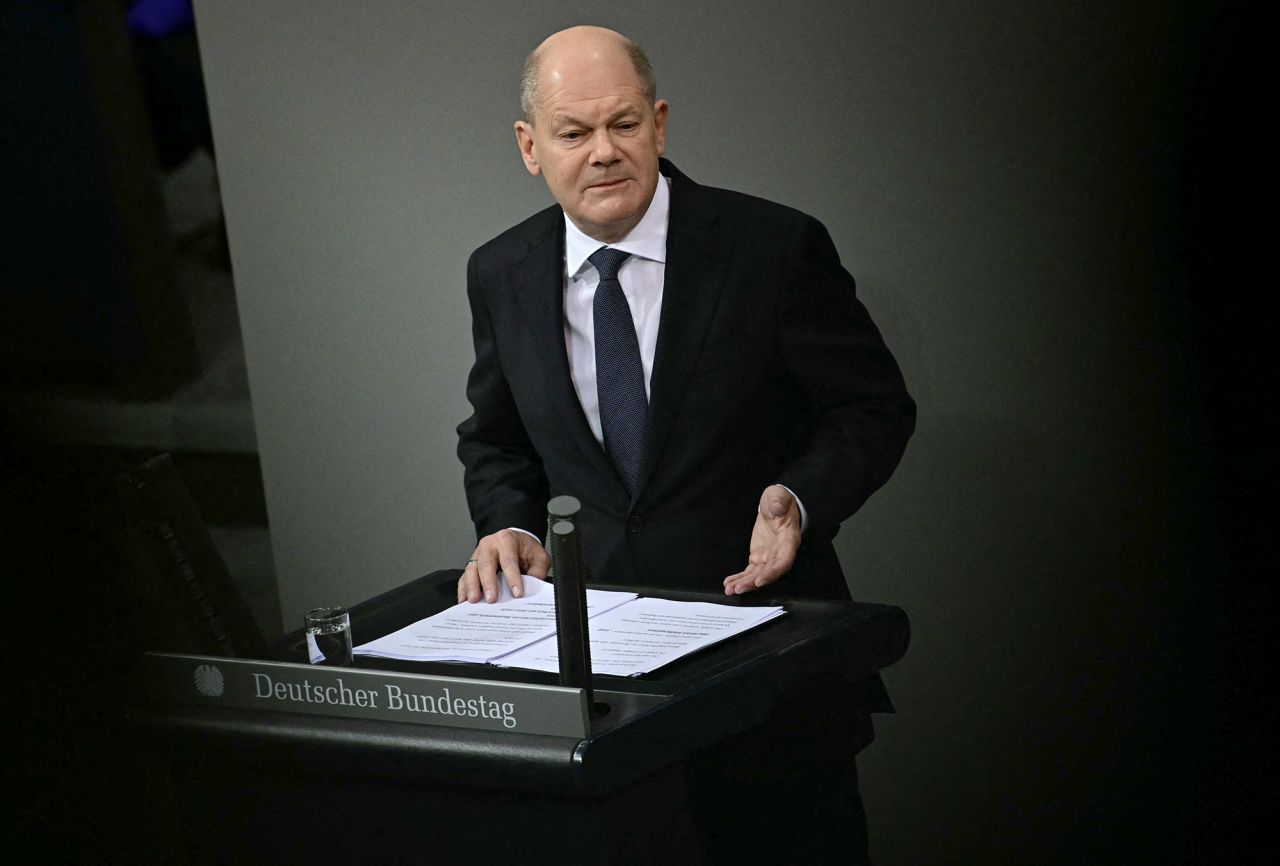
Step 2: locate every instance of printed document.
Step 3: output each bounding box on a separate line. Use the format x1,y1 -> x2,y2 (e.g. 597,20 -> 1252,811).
354,576 -> 785,676
353,576 -> 636,663
497,597 -> 786,676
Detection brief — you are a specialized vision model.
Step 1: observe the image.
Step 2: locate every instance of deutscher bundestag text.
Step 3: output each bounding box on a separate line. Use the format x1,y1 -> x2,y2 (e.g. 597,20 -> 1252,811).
251,673 -> 518,728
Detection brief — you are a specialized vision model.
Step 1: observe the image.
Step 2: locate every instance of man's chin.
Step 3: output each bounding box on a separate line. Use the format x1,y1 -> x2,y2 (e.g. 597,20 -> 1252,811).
573,214 -> 639,243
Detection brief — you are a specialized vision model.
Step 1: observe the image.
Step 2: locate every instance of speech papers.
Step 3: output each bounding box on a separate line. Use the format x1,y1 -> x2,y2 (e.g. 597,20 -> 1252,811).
353,576 -> 785,677
353,575 -> 636,664
499,597 -> 786,676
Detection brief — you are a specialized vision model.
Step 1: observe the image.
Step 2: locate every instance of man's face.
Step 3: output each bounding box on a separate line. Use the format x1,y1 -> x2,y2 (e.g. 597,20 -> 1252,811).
515,42 -> 668,244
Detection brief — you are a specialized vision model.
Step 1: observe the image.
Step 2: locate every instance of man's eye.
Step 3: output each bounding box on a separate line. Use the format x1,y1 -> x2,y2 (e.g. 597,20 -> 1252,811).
560,131 -> 583,141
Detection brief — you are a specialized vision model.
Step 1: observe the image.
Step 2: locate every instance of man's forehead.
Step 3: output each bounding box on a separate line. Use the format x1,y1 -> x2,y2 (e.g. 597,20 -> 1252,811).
537,69 -> 649,119
540,55 -> 640,94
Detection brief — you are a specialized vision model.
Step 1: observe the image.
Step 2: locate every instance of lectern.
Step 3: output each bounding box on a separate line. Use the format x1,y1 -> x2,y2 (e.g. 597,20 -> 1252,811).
130,570 -> 908,865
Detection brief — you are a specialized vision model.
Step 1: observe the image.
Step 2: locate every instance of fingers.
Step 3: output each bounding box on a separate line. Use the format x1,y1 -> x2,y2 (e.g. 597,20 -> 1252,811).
457,551 -> 501,603
477,530 -> 517,602
457,558 -> 480,604
723,567 -> 757,596
727,550 -> 773,590
525,543 -> 551,579
457,529 -> 547,603
723,551 -> 793,596
496,541 -> 525,600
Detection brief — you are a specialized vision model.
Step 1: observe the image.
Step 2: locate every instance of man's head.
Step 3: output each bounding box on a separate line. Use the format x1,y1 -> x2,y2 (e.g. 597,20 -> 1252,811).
514,26 -> 668,244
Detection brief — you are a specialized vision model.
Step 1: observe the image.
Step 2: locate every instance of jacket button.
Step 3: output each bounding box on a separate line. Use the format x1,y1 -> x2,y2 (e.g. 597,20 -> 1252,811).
628,515 -> 643,533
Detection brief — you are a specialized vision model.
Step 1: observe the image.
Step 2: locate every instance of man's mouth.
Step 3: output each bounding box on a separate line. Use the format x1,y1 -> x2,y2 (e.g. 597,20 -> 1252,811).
587,178 -> 629,190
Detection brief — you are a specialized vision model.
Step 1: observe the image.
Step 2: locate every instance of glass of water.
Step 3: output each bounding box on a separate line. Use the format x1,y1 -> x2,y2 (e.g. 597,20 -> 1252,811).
304,607 -> 353,666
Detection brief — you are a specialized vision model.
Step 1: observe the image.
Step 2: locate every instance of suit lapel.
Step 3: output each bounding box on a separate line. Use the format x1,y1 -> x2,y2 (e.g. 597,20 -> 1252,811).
508,213 -> 623,492
638,163 -> 731,498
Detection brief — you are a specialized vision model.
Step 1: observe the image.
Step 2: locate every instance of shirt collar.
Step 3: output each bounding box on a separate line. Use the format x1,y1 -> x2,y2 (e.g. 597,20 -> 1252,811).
564,173 -> 670,278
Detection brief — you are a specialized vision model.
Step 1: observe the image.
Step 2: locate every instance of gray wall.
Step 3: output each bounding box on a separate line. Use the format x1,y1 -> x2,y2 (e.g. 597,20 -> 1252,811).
194,1 -> 1224,861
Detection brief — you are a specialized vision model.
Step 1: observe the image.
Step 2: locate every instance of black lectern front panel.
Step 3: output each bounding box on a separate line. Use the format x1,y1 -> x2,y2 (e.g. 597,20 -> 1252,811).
132,569 -> 908,794
127,570 -> 908,864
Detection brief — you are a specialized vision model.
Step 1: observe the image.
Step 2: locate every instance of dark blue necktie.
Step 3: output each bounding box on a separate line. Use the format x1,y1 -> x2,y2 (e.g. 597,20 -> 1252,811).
590,247 -> 646,497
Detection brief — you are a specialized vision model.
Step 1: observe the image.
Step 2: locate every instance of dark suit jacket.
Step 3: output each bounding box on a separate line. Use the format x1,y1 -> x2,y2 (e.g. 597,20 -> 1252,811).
457,160 -> 914,600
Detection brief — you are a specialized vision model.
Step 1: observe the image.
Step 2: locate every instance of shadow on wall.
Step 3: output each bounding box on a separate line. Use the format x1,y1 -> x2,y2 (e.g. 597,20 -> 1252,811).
858,408 -> 1217,863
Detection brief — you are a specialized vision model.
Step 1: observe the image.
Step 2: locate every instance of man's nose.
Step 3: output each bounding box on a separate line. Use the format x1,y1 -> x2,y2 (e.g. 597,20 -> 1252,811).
590,131 -> 620,165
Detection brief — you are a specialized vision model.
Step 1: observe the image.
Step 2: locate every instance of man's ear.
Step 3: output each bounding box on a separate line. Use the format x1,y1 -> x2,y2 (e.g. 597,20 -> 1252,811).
652,99 -> 669,157
514,121 -> 541,177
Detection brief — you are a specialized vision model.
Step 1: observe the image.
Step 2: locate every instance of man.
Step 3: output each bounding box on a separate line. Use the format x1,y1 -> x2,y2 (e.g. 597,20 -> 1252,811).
456,25 -> 913,863
457,25 -> 913,605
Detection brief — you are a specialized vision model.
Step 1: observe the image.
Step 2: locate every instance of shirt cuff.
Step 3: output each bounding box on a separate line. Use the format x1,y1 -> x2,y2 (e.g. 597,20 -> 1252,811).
775,484 -> 809,534
506,526 -> 543,545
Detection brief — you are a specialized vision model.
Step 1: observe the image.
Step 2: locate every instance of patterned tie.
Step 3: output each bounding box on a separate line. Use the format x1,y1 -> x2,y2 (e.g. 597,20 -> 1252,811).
590,247 -> 646,496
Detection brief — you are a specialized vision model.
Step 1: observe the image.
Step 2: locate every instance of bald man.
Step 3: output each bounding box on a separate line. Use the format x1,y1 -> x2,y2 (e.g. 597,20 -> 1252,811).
457,25 -> 912,606
456,26 -> 913,863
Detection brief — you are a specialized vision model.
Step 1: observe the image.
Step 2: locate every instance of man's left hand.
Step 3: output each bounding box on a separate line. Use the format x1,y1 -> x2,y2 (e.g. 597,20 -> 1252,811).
724,484 -> 801,595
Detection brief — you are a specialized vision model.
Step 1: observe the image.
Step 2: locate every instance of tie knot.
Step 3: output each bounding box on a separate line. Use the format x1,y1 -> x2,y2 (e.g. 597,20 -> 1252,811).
589,247 -> 631,281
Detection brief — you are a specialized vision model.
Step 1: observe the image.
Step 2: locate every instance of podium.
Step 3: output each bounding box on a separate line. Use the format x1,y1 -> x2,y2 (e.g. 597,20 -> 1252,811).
130,570 -> 909,864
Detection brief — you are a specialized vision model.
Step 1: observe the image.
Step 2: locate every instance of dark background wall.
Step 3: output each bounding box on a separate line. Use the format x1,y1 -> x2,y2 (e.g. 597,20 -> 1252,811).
4,0 -> 1264,862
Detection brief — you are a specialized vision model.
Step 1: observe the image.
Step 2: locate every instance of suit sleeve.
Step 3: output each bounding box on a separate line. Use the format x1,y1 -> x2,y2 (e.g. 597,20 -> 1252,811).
773,215 -> 916,544
455,251 -> 549,541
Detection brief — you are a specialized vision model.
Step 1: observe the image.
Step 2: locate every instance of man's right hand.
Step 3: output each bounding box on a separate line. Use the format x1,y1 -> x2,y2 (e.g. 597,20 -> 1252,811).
457,529 -> 549,603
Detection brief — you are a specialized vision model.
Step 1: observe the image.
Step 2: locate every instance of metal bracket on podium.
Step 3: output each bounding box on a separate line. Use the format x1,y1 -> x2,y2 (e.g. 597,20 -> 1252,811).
139,652 -> 592,738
